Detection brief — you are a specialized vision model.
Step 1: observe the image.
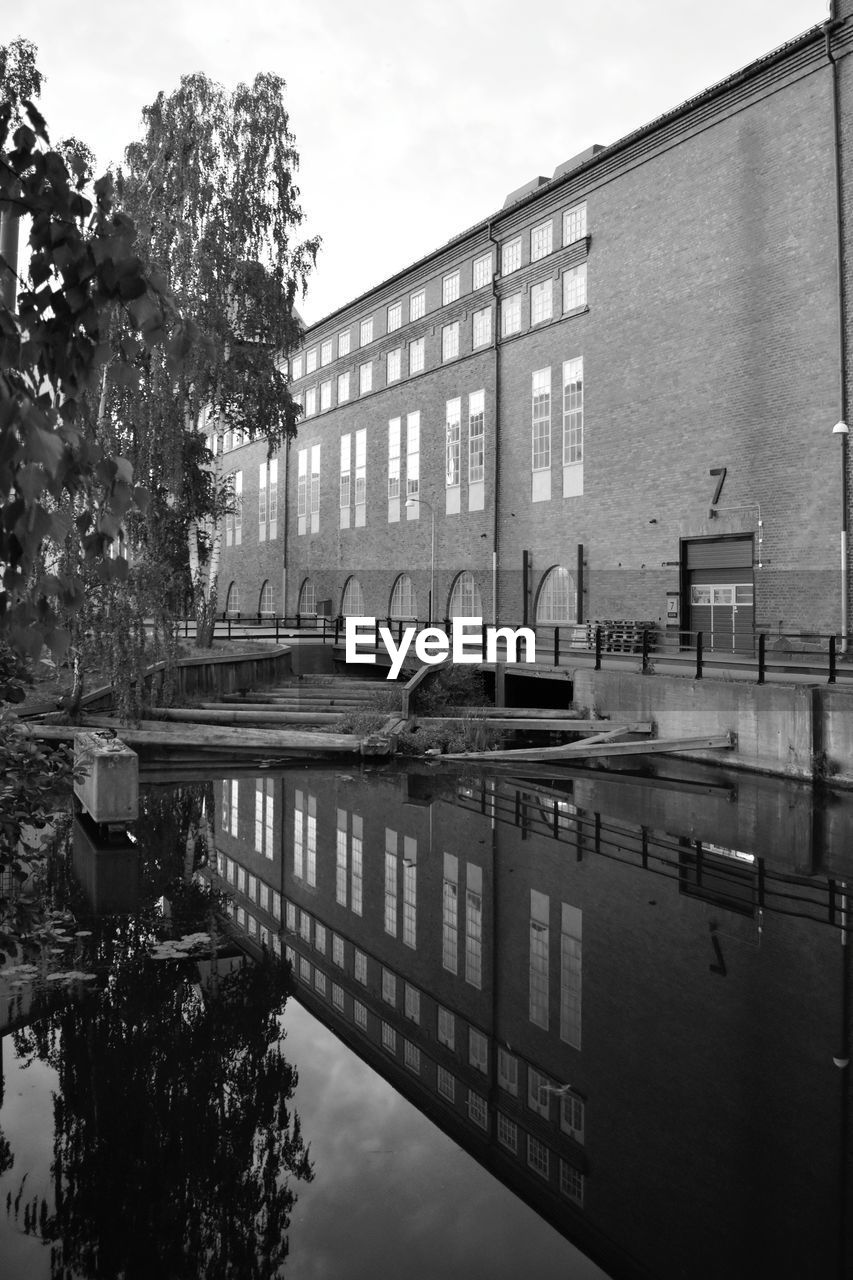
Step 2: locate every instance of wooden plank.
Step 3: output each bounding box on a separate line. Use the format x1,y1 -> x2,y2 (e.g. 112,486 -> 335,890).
441,706 -> 598,720
426,718 -> 652,734
25,721 -> 366,754
442,733 -> 734,762
149,707 -> 346,726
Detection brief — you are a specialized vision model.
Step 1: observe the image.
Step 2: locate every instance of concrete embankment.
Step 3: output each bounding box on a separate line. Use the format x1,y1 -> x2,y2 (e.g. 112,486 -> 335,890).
571,669 -> 853,785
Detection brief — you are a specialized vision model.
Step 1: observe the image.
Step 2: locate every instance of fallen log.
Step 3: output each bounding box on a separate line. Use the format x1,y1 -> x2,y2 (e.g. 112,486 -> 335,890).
22,720 -> 371,756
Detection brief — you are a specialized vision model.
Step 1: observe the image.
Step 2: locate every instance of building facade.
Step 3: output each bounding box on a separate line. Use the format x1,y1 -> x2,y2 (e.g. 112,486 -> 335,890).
218,2 -> 853,652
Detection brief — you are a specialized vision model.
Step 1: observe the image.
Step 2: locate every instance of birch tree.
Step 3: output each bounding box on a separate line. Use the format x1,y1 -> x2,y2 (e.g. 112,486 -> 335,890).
113,72 -> 318,645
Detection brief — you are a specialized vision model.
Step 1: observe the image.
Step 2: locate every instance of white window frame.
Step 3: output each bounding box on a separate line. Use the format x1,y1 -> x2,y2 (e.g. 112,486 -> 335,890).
501,237 -> 521,275
472,306 -> 491,349
441,321 -> 460,362
410,288 -> 426,321
531,279 -> 553,325
472,252 -> 492,289
531,218 -> 553,261
320,338 -> 333,366
338,329 -> 351,357
306,347 -> 317,374
563,201 -> 587,246
337,370 -> 350,404
360,316 -> 374,347
563,263 -> 587,313
387,300 -> 402,331
320,379 -> 332,412
359,361 -> 372,395
442,270 -> 460,305
409,336 -> 425,374
532,368 -> 551,471
387,347 -> 402,383
502,293 -> 521,336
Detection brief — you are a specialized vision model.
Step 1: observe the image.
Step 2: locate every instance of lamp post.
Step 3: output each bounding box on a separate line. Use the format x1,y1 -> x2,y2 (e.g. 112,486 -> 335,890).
406,495 -> 435,625
833,420 -> 849,653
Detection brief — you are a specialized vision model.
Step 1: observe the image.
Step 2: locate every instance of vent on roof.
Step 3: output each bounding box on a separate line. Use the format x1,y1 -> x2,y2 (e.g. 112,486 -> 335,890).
502,175 -> 550,209
552,144 -> 605,182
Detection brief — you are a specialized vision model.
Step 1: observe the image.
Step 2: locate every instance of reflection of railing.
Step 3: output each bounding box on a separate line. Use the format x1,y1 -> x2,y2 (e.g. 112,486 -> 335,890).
455,781 -> 847,932
171,615 -> 338,642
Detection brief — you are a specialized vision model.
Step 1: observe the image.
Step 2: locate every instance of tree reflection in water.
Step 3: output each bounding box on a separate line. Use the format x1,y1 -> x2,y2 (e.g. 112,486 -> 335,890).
7,785 -> 312,1280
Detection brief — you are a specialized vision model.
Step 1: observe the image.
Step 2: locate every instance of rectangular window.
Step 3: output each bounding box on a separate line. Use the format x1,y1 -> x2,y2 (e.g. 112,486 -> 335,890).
528,1068 -> 551,1118
501,237 -> 521,275
497,1113 -> 518,1153
299,909 -> 311,944
437,1067 -> 455,1102
332,983 -> 345,1011
443,270 -> 460,305
563,263 -> 587,312
441,321 -> 459,362
560,1161 -> 584,1206
442,853 -> 458,974
388,300 -> 402,331
299,955 -> 310,982
293,806 -> 304,880
268,459 -> 277,540
320,379 -> 331,412
530,888 -> 550,1029
531,279 -> 553,325
472,252 -> 492,289
409,336 -> 425,374
320,338 -> 333,366
337,370 -> 350,403
360,316 -> 373,346
406,412 -> 420,501
291,353 -> 303,380
387,347 -> 402,383
354,1000 -> 368,1029
498,1048 -> 518,1095
472,306 -> 491,348
563,357 -> 584,493
306,347 -> 318,374
315,923 -> 327,955
297,449 -> 307,527
258,463 -> 267,540
561,1092 -> 585,1143
531,218 -> 553,261
314,969 -> 327,998
560,903 -> 582,1048
305,388 -> 317,417
233,471 -> 242,545
359,362 -> 372,395
271,890 -> 281,921
501,293 -> 521,336
286,901 -> 296,930
402,838 -> 417,949
410,288 -> 426,321
381,1022 -> 397,1055
382,967 -> 397,1006
388,417 -> 401,518
468,1091 -> 488,1130
351,814 -> 363,915
468,391 -> 485,486
354,949 -> 367,984
563,201 -> 587,245
310,444 -> 320,532
527,1135 -> 550,1180
332,933 -> 345,967
404,1040 -> 421,1074
338,329 -> 351,357
354,428 -> 366,526
437,1006 -> 455,1050
445,398 -> 461,489
254,779 -> 274,857
469,1027 -> 488,1074
465,863 -> 483,989
404,983 -> 420,1023
384,829 -> 398,936
340,434 -> 351,520
532,368 -> 551,472
335,809 -> 347,905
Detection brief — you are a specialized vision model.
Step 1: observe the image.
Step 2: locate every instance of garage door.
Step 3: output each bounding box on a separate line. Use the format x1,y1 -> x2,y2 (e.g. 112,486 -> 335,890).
685,537 -> 755,654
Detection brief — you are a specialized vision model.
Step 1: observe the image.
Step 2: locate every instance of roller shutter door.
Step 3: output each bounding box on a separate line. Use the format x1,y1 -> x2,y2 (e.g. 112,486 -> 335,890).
685,537 -> 754,654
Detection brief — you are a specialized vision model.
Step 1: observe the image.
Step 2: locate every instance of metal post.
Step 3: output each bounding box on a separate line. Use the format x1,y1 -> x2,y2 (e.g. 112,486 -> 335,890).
594,625 -> 602,671
554,627 -> 560,666
641,628 -> 649,673
830,634 -> 837,684
758,632 -> 766,685
696,631 -> 703,679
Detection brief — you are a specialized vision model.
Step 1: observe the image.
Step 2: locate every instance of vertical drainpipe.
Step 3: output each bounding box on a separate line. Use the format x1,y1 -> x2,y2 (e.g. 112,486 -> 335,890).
826,12 -> 850,650
488,221 -> 501,625
282,435 -> 291,619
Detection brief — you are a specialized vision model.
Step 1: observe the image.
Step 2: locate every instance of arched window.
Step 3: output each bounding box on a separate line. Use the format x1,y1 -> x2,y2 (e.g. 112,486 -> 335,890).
225,582 -> 240,617
390,573 -> 417,620
258,580 -> 274,616
298,579 -> 317,616
448,571 -> 483,619
535,566 -> 576,623
341,576 -> 365,616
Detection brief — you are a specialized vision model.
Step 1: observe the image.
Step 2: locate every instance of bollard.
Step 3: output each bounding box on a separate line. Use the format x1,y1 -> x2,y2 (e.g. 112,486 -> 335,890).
594,626 -> 602,671
757,632 -> 766,685
829,634 -> 837,684
696,631 -> 703,679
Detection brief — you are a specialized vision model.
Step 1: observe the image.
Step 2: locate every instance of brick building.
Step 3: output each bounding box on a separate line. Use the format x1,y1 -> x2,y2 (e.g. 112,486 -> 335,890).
218,2 -> 853,652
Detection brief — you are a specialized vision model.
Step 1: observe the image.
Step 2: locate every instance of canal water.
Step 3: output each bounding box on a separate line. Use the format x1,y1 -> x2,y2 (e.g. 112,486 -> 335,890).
0,755 -> 850,1279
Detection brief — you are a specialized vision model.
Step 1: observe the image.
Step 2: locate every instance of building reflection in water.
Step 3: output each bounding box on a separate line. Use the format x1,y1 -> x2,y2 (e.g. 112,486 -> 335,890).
210,761 -> 852,1280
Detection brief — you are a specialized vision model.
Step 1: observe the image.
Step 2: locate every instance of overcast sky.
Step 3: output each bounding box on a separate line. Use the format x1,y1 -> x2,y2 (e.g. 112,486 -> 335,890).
9,0 -> 827,325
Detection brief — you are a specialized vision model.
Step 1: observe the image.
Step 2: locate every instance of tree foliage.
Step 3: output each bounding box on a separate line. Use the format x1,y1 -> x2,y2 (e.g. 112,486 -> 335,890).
0,37 -> 183,663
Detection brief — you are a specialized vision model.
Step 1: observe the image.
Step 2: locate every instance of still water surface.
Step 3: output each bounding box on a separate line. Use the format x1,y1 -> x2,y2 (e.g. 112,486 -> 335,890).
0,756 -> 850,1279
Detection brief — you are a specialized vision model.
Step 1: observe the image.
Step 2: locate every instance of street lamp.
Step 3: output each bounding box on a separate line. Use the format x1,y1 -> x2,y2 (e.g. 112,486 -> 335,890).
833,420 -> 849,653
405,495 -> 435,625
